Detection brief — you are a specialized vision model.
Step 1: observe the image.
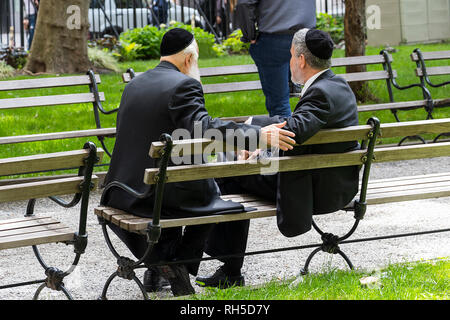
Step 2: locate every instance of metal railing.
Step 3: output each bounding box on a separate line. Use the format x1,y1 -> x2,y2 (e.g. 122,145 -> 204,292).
1,0 -> 345,50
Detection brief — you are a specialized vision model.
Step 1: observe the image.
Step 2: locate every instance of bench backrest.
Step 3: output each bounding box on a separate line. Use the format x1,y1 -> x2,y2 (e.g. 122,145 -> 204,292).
0,73 -> 104,111
122,53 -> 395,96
410,49 -> 450,88
144,118 -> 450,185
0,144 -> 104,203
0,70 -> 117,156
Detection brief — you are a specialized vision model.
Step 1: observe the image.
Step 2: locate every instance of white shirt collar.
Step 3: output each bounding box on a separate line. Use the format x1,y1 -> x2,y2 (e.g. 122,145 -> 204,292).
300,69 -> 329,97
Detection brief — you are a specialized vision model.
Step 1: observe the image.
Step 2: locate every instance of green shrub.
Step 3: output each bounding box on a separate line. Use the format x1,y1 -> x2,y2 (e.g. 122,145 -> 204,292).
118,22 -> 217,60
214,29 -> 250,56
316,13 -> 344,44
0,60 -> 15,79
119,25 -> 165,60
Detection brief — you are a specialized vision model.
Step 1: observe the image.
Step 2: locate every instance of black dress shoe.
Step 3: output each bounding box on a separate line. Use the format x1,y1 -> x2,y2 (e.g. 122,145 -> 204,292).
195,267 -> 245,289
143,267 -> 170,292
156,264 -> 195,296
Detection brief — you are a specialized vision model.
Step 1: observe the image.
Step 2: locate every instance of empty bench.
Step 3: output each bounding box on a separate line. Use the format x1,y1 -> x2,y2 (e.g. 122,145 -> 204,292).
94,117 -> 450,299
0,70 -> 116,157
410,49 -> 450,142
0,142 -> 103,299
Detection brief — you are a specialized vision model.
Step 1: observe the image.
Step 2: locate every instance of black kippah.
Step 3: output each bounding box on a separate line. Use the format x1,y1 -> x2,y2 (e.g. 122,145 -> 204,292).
305,29 -> 334,60
160,28 -> 195,57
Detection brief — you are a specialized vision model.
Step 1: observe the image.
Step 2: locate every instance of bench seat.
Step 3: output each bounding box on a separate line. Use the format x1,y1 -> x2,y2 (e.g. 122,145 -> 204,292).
95,171 -> 450,234
0,216 -> 74,250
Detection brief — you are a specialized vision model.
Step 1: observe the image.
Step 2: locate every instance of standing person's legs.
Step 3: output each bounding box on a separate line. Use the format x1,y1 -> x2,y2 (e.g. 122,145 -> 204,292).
249,33 -> 294,117
28,14 -> 37,50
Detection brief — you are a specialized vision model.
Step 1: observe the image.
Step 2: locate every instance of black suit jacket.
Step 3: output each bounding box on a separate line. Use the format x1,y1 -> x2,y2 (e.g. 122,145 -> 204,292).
251,69 -> 360,237
102,61 -> 261,219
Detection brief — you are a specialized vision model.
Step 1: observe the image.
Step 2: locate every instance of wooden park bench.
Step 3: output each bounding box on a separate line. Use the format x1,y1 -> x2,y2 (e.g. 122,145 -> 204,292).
123,52 -> 434,127
410,49 -> 450,142
0,142 -> 103,299
94,117 -> 450,299
0,70 -> 117,157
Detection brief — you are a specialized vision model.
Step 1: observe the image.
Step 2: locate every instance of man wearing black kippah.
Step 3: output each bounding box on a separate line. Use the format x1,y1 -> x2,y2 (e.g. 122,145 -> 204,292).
197,28 -> 360,289
101,28 -> 296,296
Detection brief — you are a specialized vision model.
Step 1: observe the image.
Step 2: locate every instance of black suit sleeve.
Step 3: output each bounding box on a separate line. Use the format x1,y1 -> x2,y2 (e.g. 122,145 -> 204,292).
252,87 -> 332,145
168,77 -> 261,151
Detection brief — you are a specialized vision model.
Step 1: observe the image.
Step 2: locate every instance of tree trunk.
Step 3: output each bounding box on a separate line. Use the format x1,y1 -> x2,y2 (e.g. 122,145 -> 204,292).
25,0 -> 91,74
344,0 -> 374,102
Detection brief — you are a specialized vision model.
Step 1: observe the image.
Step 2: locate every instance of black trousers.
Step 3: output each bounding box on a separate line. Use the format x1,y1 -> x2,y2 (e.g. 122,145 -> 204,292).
204,174 -> 278,275
107,222 -> 213,276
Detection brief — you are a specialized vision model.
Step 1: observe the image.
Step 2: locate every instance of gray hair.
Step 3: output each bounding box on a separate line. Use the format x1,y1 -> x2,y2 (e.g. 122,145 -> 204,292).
292,28 -> 331,70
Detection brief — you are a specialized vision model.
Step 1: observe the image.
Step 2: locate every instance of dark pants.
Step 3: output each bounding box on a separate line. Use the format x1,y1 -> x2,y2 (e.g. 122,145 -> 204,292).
28,14 -> 37,50
204,174 -> 278,275
249,33 -> 294,117
107,222 -> 213,276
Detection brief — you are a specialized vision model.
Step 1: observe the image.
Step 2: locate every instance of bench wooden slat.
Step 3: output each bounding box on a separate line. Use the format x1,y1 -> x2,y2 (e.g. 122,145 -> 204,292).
0,92 -> 105,110
0,226 -> 74,250
202,80 -> 262,94
0,148 -> 104,176
0,217 -> 59,232
367,174 -> 450,190
0,128 -> 116,145
200,64 -> 259,77
330,54 -> 391,67
367,180 -> 450,195
357,99 -> 430,112
339,70 -> 395,82
0,223 -> 68,238
0,74 -> 101,91
410,50 -> 450,61
145,142 -> 450,184
145,149 -> 366,184
415,66 -> 450,77
0,176 -> 98,203
366,185 -> 450,205
365,171 -> 450,185
94,205 -> 276,232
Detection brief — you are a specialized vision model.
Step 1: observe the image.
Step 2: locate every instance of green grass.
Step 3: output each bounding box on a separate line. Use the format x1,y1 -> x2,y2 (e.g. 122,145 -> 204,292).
0,42 -> 449,163
191,258 -> 450,300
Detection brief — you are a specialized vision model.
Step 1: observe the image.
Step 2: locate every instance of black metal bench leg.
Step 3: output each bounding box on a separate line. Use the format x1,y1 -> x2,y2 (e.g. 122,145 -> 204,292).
97,219 -> 152,300
433,132 -> 450,143
335,249 -> 354,270
398,135 -> 427,146
99,272 -> 118,300
132,275 -> 150,300
99,269 -> 149,300
299,247 -> 322,276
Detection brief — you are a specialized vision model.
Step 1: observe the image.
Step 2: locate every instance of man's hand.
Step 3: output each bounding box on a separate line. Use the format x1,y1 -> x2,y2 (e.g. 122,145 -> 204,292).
260,121 -> 296,151
238,149 -> 261,161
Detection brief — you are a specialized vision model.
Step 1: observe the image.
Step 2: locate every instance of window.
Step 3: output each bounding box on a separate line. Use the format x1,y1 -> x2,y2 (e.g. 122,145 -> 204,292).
115,0 -> 147,8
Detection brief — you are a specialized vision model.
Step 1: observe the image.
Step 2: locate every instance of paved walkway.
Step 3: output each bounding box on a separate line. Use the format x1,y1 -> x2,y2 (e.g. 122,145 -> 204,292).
0,157 -> 449,300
